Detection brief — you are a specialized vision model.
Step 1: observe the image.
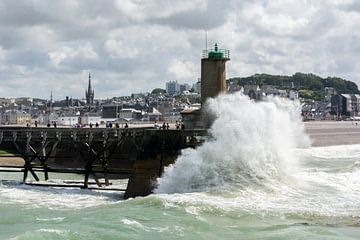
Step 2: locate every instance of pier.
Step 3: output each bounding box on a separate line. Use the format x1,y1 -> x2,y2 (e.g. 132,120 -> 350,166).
0,127 -> 207,198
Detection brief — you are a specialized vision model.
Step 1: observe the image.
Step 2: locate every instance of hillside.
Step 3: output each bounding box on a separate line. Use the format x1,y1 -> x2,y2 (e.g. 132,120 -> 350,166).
228,72 -> 359,100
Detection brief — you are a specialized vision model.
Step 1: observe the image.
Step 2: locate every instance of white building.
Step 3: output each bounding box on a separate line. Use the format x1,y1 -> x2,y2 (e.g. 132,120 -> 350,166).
58,116 -> 79,126
80,114 -> 102,125
118,108 -> 143,121
289,90 -> 299,100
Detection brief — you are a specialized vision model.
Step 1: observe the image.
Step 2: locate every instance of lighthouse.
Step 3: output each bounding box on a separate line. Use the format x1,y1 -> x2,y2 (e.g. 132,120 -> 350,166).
201,43 -> 230,105
181,43 -> 230,129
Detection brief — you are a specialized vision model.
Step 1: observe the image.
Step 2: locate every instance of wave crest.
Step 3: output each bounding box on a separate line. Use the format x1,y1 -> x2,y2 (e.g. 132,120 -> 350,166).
155,93 -> 310,194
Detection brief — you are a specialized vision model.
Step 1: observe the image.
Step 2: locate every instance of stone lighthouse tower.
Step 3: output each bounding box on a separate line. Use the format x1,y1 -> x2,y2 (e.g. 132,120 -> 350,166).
201,43 -> 230,105
181,43 -> 230,129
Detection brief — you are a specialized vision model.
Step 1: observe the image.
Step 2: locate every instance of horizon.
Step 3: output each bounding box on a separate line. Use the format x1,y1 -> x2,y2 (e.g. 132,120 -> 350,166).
1,71 -> 358,101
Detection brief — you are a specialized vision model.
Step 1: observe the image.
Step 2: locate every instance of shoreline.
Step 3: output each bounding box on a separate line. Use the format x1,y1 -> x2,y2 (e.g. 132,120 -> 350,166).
305,121 -> 360,146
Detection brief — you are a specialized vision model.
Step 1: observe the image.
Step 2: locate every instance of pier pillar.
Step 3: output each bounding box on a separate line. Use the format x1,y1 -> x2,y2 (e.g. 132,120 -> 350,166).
124,155 -> 162,199
124,153 -> 177,199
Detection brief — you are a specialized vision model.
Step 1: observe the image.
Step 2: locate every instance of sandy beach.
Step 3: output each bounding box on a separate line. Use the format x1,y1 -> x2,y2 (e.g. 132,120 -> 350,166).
305,121 -> 360,146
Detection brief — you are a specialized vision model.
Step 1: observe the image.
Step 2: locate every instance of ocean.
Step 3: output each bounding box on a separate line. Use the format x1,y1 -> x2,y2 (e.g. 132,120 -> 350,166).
0,93 -> 359,239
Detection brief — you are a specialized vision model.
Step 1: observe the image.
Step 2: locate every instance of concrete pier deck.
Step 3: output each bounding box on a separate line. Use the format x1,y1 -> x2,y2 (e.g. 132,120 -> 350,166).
0,121 -> 358,168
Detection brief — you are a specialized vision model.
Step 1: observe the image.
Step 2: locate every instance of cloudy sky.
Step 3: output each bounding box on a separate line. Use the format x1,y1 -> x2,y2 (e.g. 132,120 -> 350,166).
1,0 -> 360,100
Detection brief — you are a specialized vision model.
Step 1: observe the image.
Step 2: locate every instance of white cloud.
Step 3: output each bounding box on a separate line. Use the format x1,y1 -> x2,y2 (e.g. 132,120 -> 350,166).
168,59 -> 197,82
104,39 -> 140,59
77,44 -> 99,61
0,0 -> 359,99
0,46 -> 6,61
49,46 -> 74,66
49,43 -> 99,66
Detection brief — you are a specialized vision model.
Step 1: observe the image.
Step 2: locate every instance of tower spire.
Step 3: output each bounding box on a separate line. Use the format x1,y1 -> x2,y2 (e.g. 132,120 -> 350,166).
48,90 -> 54,113
85,72 -> 95,105
88,72 -> 92,91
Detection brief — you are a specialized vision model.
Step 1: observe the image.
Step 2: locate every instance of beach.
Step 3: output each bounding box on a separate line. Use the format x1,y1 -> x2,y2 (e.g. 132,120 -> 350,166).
305,121 -> 360,146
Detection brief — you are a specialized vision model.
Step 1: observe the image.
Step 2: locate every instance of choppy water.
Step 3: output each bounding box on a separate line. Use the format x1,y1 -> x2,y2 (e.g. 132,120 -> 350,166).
1,94 -> 360,239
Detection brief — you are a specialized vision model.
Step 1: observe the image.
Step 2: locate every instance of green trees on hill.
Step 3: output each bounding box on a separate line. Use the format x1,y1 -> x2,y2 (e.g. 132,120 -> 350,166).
228,73 -> 359,101
151,88 -> 166,95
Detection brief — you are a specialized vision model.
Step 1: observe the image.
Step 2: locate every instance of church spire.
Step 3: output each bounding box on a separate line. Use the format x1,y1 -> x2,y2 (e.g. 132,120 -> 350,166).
88,72 -> 92,92
48,90 -> 54,113
85,72 -> 95,105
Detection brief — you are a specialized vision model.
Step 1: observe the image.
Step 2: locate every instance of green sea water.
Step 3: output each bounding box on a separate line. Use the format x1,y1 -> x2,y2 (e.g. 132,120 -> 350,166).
1,144 -> 360,240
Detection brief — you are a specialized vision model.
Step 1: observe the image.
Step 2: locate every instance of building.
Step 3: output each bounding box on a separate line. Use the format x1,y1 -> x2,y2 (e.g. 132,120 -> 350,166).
145,107 -> 162,122
1,111 -> 31,125
131,93 -> 146,99
325,87 -> 337,96
118,108 -> 143,121
166,80 -> 180,95
331,94 -> 360,117
192,79 -> 201,94
261,85 -> 288,98
43,112 -> 59,125
228,84 -> 242,93
243,85 -> 262,100
179,83 -> 191,93
58,115 -> 79,126
325,87 -> 337,101
102,104 -> 122,118
80,113 -> 101,125
289,90 -> 299,100
85,72 -> 95,105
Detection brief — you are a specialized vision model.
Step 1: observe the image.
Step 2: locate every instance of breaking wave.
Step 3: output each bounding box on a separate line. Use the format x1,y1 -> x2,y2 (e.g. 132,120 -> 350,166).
156,92 -> 311,193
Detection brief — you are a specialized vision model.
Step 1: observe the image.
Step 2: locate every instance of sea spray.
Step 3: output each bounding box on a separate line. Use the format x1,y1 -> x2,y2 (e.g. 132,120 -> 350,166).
155,92 -> 311,194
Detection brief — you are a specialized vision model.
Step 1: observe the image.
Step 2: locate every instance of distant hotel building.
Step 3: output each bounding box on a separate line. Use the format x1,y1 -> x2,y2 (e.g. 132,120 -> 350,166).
166,80 -> 192,95
166,80 -> 180,95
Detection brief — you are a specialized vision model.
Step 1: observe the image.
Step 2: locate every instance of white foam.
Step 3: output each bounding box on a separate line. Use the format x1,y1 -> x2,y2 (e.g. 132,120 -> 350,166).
154,92 -> 360,219
302,144 -> 360,159
0,182 -> 122,210
37,229 -> 70,234
155,143 -> 360,219
36,217 -> 65,222
156,93 -> 310,193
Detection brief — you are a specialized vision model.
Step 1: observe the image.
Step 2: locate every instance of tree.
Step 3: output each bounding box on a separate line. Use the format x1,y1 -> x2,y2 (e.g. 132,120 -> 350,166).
228,73 -> 360,100
151,88 -> 166,95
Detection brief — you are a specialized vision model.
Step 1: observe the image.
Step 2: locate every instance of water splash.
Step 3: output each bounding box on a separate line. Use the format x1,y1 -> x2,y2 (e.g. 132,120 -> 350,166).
156,93 -> 310,194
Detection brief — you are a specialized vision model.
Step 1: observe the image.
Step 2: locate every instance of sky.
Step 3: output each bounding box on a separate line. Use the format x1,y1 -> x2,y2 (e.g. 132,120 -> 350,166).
1,0 -> 360,100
